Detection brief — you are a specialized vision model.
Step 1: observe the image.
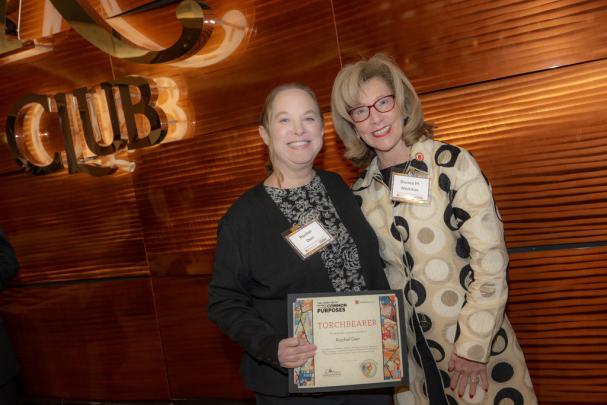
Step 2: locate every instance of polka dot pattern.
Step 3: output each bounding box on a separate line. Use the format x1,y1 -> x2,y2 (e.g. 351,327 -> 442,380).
427,339 -> 446,362
391,216 -> 409,242
413,224 -> 446,254
468,310 -> 496,336
491,329 -> 509,356
404,251 -> 415,272
351,139 -> 536,405
443,323 -> 457,344
424,258 -> 451,283
418,312 -> 432,332
492,362 -> 514,383
455,236 -> 470,258
474,280 -> 503,303
439,173 -> 452,193
435,144 -> 460,167
432,288 -> 464,318
405,279 -> 426,307
480,249 -> 506,274
467,344 -> 486,360
459,264 -> 474,290
495,388 -> 524,405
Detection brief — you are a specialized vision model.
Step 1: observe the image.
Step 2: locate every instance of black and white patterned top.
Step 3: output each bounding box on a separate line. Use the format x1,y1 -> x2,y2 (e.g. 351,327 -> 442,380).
265,174 -> 367,292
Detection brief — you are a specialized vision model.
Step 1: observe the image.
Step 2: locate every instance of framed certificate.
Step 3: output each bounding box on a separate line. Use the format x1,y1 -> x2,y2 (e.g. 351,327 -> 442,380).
287,290 -> 408,393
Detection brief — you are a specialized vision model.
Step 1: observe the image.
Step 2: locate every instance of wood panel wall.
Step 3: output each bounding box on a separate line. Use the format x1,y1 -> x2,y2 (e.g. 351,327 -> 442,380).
0,0 -> 606,403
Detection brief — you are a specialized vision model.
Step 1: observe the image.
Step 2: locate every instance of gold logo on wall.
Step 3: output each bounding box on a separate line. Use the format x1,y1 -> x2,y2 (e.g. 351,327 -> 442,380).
5,76 -> 188,175
49,0 -> 212,64
1,0 -> 253,66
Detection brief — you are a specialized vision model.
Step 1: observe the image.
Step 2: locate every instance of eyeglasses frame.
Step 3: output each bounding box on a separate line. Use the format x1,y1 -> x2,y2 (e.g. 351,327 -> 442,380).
347,94 -> 396,123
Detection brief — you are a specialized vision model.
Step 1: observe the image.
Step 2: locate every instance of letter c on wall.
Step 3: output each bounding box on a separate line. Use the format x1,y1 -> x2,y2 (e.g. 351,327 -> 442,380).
5,94 -> 64,174
48,0 -> 213,64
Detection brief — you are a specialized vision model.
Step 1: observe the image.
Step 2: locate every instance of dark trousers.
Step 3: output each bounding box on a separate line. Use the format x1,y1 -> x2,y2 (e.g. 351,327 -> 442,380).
256,390 -> 393,405
0,377 -> 20,405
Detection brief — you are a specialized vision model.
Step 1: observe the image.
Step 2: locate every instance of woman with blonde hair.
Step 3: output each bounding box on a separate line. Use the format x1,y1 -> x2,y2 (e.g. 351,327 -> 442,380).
331,55 -> 537,405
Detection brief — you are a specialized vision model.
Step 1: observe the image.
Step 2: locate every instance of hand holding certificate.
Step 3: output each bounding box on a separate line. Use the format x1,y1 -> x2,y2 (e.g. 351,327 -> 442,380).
288,290 -> 408,393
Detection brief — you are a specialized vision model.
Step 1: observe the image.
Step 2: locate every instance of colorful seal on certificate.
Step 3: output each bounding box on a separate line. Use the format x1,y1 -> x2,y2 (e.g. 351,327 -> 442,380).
360,359 -> 377,378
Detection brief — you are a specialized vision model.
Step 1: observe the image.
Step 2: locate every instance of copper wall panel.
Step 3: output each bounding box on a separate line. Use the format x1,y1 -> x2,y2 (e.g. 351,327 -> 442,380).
0,145 -> 20,175
152,276 -> 251,398
507,246 -> 607,404
131,125 -> 266,276
0,171 -> 148,284
111,0 -> 341,134
0,278 -> 170,400
316,115 -> 360,182
422,59 -> 607,248
334,0 -> 607,92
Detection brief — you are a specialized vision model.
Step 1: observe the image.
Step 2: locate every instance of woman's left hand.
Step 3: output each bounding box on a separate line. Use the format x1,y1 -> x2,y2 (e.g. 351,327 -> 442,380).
448,353 -> 488,399
277,337 -> 316,368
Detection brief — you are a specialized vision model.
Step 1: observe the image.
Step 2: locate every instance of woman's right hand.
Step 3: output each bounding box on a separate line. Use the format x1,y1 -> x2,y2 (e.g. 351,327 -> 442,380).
277,336 -> 317,368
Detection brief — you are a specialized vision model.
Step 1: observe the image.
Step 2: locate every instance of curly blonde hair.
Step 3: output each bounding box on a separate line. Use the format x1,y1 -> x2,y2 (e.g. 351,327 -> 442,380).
331,54 -> 433,167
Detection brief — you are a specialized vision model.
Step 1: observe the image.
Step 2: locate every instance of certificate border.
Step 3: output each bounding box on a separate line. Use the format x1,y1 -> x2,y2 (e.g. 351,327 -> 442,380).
287,289 -> 408,394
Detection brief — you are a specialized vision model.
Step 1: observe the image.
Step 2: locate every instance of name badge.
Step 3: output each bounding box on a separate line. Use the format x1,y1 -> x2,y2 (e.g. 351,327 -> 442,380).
390,172 -> 430,204
284,220 -> 334,259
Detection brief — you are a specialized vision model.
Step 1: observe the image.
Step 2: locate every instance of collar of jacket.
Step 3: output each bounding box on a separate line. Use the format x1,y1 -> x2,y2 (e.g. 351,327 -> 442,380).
354,137 -> 433,190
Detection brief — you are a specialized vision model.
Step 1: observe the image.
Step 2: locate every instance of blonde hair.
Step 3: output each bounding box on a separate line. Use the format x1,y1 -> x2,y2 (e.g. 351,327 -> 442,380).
259,83 -> 323,177
331,54 -> 433,167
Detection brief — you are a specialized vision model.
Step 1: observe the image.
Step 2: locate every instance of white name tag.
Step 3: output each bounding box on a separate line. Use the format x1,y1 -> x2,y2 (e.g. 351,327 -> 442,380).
284,220 -> 334,259
390,172 -> 430,203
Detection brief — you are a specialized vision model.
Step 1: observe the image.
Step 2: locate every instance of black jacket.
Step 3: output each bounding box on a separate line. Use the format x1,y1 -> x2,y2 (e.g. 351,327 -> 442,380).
0,230 -> 19,385
207,170 -> 389,396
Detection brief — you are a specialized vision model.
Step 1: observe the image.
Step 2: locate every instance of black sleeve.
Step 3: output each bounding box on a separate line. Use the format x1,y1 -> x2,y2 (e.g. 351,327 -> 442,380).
207,218 -> 284,371
0,230 -> 19,292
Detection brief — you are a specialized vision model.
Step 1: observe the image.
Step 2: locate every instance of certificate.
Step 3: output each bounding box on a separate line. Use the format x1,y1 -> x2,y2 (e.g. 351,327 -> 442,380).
288,290 -> 408,393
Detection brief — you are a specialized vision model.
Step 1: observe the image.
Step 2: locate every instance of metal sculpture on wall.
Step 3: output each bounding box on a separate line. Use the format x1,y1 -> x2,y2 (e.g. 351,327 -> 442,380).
86,0 -> 252,68
49,0 -> 213,64
0,0 -> 253,67
0,0 -> 22,54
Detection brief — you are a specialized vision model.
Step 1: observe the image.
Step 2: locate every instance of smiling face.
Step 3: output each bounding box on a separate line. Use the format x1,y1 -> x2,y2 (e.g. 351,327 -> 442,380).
259,88 -> 324,176
353,77 -> 409,167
